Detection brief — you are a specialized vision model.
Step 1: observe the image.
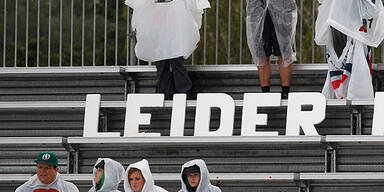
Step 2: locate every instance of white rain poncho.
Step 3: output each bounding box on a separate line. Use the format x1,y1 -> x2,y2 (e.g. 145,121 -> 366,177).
88,158 -> 125,192
125,0 -> 211,62
123,159 -> 168,192
315,0 -> 384,47
315,0 -> 384,100
246,0 -> 297,66
15,173 -> 79,192
178,159 -> 221,192
321,37 -> 374,99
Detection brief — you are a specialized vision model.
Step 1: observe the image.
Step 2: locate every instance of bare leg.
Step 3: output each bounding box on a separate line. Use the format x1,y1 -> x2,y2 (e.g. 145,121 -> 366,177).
258,57 -> 272,87
278,56 -> 292,86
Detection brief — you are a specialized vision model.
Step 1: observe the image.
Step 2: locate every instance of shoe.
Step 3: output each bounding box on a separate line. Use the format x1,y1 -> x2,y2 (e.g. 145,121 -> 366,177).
281,92 -> 288,100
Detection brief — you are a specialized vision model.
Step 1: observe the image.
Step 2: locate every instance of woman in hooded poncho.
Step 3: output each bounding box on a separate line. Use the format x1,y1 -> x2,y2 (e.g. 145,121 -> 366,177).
89,158 -> 125,192
178,159 -> 221,192
124,159 -> 168,192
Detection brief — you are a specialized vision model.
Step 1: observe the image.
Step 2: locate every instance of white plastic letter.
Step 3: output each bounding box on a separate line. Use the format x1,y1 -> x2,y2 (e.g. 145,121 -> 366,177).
170,94 -> 187,136
241,93 -> 280,136
286,93 -> 325,136
194,93 -> 235,136
372,92 -> 384,135
83,94 -> 120,137
124,94 -> 164,137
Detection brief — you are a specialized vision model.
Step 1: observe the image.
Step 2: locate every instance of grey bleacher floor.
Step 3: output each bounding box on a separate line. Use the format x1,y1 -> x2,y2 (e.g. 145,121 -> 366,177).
1,64 -> 384,191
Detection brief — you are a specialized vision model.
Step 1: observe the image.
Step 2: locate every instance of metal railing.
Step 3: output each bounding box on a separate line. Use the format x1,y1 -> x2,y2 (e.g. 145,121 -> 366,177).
0,0 -> 382,67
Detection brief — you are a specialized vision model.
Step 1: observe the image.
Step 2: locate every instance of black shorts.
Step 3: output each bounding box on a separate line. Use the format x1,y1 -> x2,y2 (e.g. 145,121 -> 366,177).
263,10 -> 281,57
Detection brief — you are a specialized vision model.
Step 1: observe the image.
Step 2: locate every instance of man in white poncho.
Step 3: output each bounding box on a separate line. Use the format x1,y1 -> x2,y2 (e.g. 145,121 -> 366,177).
246,0 -> 297,99
178,159 -> 221,192
15,152 -> 79,192
125,0 -> 210,100
315,0 -> 384,100
88,158 -> 125,192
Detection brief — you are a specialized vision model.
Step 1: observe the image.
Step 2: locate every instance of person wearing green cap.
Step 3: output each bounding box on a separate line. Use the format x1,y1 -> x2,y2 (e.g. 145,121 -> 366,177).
15,152 -> 79,192
88,158 -> 125,192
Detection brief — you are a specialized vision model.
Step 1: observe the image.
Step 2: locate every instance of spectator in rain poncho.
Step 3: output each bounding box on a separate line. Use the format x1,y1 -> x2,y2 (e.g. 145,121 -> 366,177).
124,159 -> 168,192
178,159 -> 221,192
125,0 -> 210,100
246,0 -> 297,99
88,158 -> 125,192
315,0 -> 384,100
15,152 -> 79,192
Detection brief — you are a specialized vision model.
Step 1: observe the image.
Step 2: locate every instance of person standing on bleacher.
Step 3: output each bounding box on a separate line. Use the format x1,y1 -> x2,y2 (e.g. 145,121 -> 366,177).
178,159 -> 222,192
315,0 -> 384,100
15,152 -> 79,192
246,0 -> 297,99
88,158 -> 125,192
125,0 -> 210,100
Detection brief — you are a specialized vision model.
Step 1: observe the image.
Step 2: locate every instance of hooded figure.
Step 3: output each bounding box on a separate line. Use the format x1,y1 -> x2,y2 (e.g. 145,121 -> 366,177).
246,0 -> 297,67
315,0 -> 384,100
123,159 -> 168,192
125,0 -> 210,62
88,158 -> 125,192
178,159 -> 221,192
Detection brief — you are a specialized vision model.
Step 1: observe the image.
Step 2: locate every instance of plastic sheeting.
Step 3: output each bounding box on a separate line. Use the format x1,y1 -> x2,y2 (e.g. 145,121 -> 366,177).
321,37 -> 374,100
123,159 -> 168,192
88,158 -> 125,192
315,0 -> 384,99
246,0 -> 297,66
315,0 -> 384,47
125,0 -> 210,62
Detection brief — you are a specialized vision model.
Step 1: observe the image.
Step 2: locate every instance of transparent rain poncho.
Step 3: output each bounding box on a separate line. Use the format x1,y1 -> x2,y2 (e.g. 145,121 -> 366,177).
178,159 -> 221,192
123,159 -> 168,192
125,0 -> 210,62
246,0 -> 297,66
88,158 -> 125,192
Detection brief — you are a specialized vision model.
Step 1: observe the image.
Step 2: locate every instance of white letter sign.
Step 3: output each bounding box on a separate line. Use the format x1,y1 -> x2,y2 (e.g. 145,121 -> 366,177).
124,94 -> 164,137
286,93 -> 325,136
241,93 -> 280,136
83,94 -> 120,137
372,92 -> 384,135
194,93 -> 235,136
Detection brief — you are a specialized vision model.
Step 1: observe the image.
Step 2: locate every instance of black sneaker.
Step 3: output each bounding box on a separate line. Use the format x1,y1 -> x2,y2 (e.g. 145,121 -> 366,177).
281,92 -> 289,100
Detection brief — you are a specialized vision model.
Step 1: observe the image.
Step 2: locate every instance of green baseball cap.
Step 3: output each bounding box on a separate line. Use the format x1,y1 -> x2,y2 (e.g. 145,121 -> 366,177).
35,152 -> 59,167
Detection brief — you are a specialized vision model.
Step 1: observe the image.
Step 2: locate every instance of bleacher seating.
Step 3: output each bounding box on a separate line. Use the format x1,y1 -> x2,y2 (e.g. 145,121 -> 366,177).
1,64 -> 384,191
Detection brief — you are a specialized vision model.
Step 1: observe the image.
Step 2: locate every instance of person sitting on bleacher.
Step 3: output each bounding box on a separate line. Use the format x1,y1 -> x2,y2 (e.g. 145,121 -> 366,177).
15,152 -> 79,192
123,159 -> 168,192
124,0 -> 210,100
88,158 -> 125,192
178,159 -> 221,192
